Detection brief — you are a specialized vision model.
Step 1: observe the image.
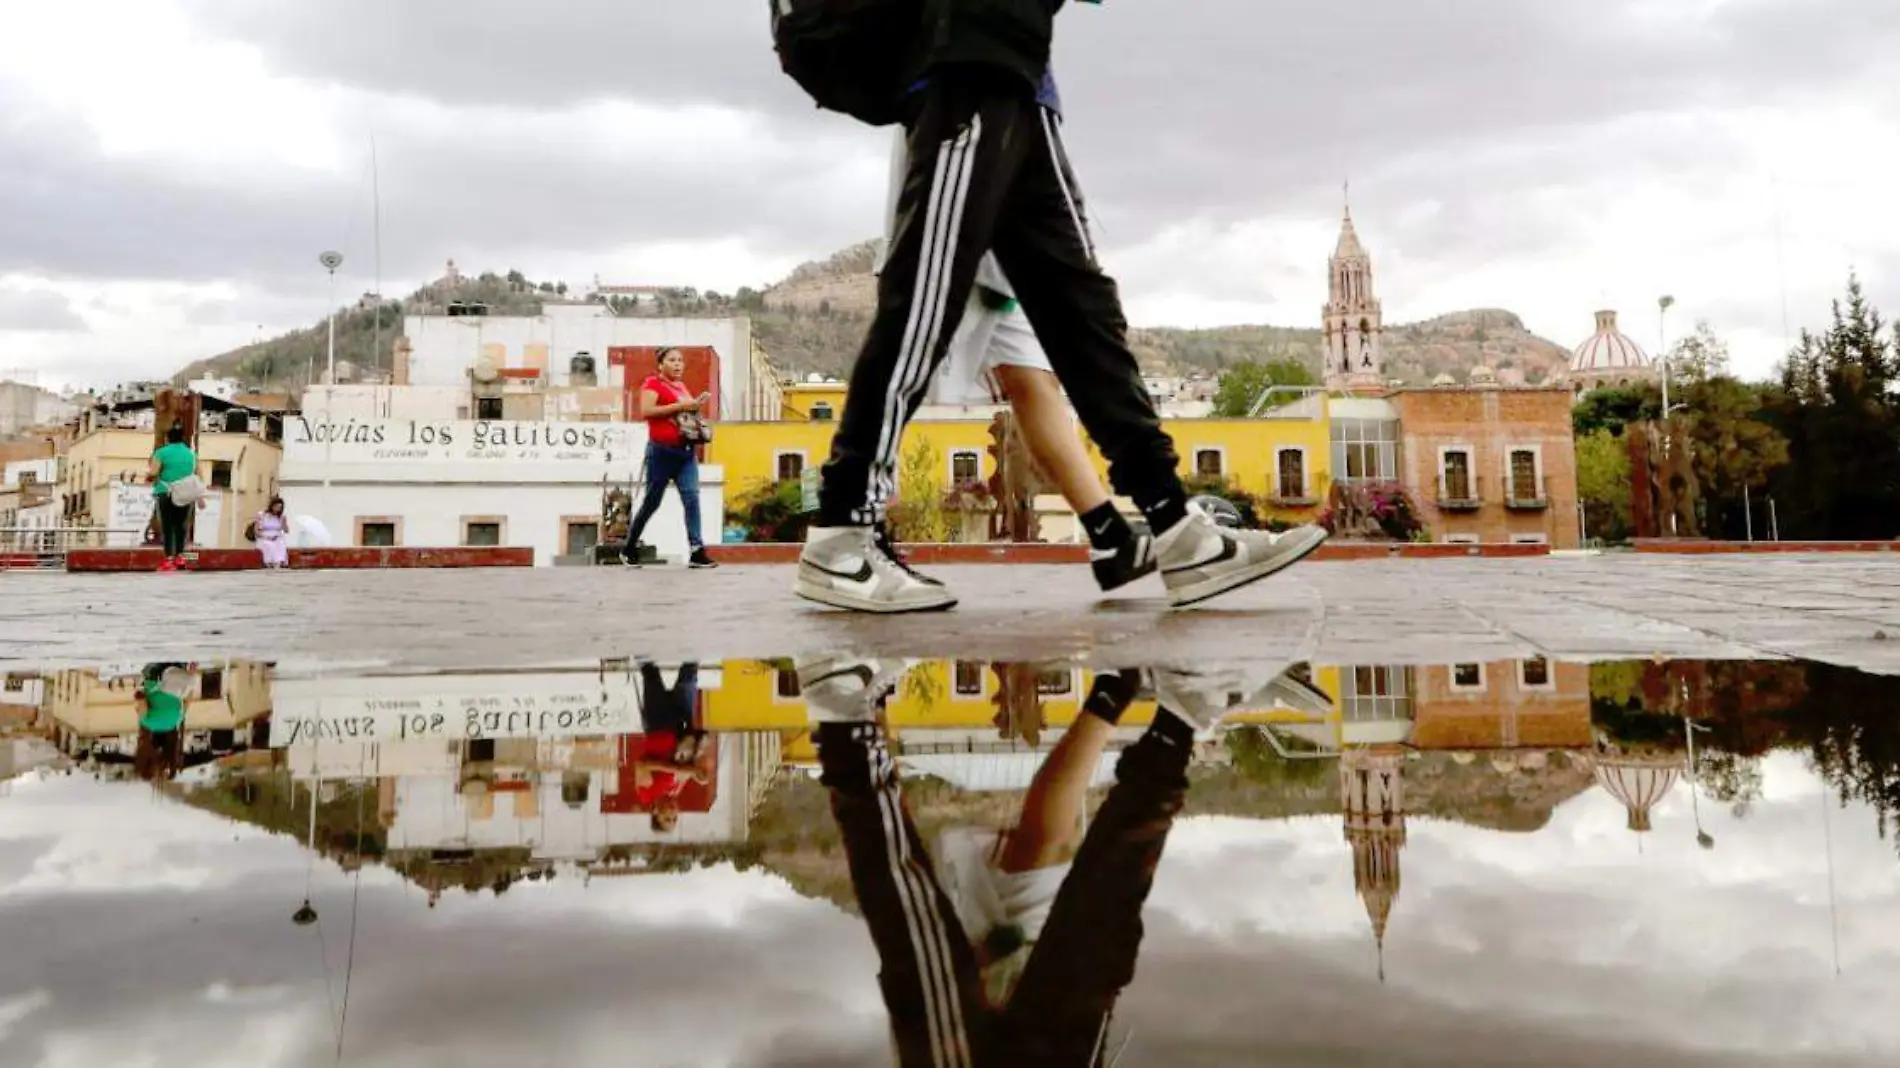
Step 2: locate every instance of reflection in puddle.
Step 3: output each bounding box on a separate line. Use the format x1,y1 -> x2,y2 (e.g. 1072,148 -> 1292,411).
2,655 -> 1897,1065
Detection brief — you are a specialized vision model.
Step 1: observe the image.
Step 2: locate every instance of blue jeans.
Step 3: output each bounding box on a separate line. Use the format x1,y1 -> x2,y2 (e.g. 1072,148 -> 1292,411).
628,442 -> 703,551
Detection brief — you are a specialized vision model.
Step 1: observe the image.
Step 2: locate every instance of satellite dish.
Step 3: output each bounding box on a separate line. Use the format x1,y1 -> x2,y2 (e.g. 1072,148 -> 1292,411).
319,250 -> 344,272
472,356 -> 500,383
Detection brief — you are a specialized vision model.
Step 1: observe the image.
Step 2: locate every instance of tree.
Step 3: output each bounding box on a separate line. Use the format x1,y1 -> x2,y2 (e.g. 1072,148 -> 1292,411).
1575,427 -> 1632,542
1666,320 -> 1730,385
1573,383 -> 1660,437
889,436 -> 948,542
1681,376 -> 1788,539
1212,359 -> 1315,417
1766,274 -> 1900,539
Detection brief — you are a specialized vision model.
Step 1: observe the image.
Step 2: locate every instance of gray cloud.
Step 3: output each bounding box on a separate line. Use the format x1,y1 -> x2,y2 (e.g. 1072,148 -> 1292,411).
0,287 -> 87,332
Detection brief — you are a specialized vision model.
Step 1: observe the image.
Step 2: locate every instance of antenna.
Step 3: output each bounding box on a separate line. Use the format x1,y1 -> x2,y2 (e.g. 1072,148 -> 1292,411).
370,135 -> 384,379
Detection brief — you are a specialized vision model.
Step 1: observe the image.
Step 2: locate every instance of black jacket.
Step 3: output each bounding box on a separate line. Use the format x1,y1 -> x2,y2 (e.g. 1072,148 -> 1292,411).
915,0 -> 1064,91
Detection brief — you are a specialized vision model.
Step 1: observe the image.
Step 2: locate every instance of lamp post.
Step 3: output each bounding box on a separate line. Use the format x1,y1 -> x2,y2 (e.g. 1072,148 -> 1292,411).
1684,715 -> 1714,850
319,252 -> 344,544
1657,295 -> 1675,419
320,252 -> 344,387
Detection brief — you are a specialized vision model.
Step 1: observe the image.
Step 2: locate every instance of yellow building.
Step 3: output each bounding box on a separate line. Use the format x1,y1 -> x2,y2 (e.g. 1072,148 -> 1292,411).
61,423 -> 282,549
44,662 -> 274,752
713,390 -> 1333,538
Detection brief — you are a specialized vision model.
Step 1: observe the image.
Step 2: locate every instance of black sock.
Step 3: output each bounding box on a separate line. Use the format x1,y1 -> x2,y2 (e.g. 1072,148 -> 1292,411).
1148,709 -> 1197,748
1141,495 -> 1189,535
1080,503 -> 1132,551
1080,669 -> 1140,726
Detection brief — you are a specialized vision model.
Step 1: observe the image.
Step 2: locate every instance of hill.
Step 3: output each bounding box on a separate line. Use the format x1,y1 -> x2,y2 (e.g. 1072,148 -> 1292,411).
176,247 -> 1573,391
754,249 -> 1572,384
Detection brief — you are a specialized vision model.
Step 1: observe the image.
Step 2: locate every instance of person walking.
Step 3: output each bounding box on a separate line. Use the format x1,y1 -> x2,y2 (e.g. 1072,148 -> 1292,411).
252,496 -> 291,570
147,425 -> 200,573
876,74 -> 1150,593
623,347 -> 718,569
791,6 -> 1326,614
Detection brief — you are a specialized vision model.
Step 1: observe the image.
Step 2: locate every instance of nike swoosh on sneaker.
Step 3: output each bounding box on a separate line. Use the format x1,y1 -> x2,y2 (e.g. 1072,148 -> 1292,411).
1163,533 -> 1238,575
806,665 -> 877,689
808,558 -> 875,584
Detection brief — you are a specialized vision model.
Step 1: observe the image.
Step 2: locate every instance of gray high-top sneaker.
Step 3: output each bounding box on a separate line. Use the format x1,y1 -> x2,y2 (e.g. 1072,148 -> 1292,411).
1153,504 -> 1329,608
795,526 -> 958,613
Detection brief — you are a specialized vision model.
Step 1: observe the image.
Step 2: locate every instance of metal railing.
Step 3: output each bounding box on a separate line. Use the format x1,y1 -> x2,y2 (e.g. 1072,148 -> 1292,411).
1435,475 -> 1484,510
0,527 -> 143,570
1504,475 -> 1551,510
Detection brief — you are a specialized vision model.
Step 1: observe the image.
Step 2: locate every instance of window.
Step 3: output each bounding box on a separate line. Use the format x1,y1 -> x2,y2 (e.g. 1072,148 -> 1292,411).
775,451 -> 806,483
954,661 -> 985,696
564,521 -> 600,557
950,450 -> 981,487
476,396 -> 504,420
775,669 -> 802,698
463,521 -> 503,547
1330,417 -> 1399,483
1450,663 -> 1486,692
1034,669 -> 1074,696
16,471 -> 35,487
810,402 -> 834,422
1343,666 -> 1413,722
1193,449 -> 1225,478
467,738 -> 497,763
1508,448 -> 1541,501
209,461 -> 234,490
3,675 -> 24,693
359,521 -> 397,547
1275,449 -> 1307,499
200,668 -> 224,700
1519,656 -> 1553,690
1440,449 -> 1474,500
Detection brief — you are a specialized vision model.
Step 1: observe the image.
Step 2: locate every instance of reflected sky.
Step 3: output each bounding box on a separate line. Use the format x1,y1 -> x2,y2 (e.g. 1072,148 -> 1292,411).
1,658 -> 1897,1067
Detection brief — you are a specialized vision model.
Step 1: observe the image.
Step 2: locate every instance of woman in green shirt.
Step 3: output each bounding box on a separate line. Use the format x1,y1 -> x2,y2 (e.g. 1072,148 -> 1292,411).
134,663 -> 192,781
148,426 -> 198,571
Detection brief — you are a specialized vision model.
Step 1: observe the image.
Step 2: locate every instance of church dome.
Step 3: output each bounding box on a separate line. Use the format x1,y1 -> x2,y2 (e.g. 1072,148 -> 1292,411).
1570,310 -> 1651,376
1431,373 -> 1456,388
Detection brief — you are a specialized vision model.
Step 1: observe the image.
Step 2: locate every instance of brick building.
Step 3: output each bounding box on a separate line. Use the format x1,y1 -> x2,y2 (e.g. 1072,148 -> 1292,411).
1390,383 -> 1579,547
1316,208 -> 1581,548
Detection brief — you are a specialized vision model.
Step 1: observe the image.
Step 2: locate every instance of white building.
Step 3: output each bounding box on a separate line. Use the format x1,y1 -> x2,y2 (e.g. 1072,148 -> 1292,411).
0,457 -> 60,548
272,665 -> 764,855
0,380 -> 76,439
399,306 -> 781,422
277,398 -> 725,565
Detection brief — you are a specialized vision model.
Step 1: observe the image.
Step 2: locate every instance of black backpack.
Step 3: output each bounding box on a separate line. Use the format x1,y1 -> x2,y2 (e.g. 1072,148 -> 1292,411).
771,0 -> 921,127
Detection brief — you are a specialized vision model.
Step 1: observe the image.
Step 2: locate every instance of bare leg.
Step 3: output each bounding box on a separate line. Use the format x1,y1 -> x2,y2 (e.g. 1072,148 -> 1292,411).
996,704 -> 1117,874
994,365 -> 1110,516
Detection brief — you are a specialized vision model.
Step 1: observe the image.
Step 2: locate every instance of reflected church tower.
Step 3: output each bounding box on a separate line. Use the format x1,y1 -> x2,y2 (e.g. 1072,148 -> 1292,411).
1341,746 -> 1406,980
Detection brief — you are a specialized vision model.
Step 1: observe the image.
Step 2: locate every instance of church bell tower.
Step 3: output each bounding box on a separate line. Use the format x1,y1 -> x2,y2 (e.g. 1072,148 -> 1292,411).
1323,199 -> 1386,393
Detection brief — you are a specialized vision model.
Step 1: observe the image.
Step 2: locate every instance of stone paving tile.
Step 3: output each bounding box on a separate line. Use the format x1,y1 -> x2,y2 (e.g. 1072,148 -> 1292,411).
8,556 -> 1900,673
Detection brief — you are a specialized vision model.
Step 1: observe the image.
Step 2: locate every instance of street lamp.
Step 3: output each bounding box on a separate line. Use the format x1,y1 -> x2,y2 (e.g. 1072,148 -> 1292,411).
320,251 -> 345,387
1657,295 -> 1677,419
1684,715 -> 1715,850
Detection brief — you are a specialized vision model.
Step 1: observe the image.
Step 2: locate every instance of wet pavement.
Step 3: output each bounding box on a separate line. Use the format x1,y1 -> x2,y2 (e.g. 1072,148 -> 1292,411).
3,649 -> 1898,1067
8,556 -> 1900,672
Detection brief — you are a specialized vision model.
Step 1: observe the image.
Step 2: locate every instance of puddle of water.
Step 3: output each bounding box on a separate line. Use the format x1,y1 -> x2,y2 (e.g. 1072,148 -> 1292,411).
1,657 -> 1897,1066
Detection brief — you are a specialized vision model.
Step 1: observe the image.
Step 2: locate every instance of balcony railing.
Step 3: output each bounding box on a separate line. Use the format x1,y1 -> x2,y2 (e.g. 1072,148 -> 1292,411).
1268,488 -> 1321,507
1505,476 -> 1551,510
1436,474 -> 1483,511
0,527 -> 142,570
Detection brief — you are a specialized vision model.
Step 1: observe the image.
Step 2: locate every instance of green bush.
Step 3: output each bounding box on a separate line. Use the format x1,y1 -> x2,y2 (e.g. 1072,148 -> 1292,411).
730,479 -> 811,543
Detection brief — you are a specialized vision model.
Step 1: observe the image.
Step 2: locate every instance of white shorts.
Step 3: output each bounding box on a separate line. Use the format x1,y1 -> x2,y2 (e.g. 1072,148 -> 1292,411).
926,291 -> 1054,406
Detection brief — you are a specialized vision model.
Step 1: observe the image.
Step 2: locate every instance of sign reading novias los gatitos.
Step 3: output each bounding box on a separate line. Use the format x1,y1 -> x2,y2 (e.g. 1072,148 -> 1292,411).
287,417 -> 635,463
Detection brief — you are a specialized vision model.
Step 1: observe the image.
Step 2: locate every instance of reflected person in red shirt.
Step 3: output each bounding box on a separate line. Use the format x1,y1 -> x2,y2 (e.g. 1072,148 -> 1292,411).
635,662 -> 710,832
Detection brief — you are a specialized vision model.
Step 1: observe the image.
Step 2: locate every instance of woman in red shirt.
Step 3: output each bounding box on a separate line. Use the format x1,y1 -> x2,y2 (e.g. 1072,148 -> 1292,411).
624,347 -> 717,568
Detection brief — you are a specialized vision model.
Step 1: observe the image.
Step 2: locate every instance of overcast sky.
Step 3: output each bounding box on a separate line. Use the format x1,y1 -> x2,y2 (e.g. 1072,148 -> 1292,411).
3,753 -> 1898,1066
3,0 -> 1897,392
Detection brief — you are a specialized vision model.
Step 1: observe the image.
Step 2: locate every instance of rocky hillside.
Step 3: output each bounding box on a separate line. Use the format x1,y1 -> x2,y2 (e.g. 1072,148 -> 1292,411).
753,247 -> 1571,385
176,246 -> 1572,392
